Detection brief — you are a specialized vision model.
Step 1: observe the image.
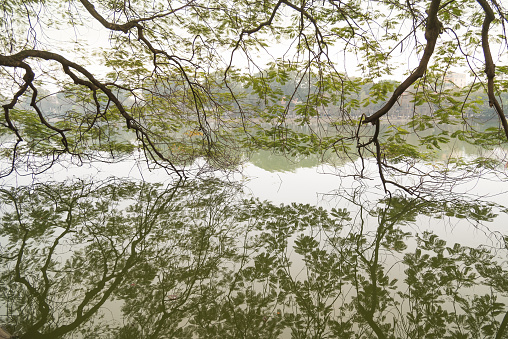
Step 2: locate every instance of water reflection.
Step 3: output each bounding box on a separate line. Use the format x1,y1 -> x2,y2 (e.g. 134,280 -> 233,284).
1,178 -> 507,338
248,123 -> 508,182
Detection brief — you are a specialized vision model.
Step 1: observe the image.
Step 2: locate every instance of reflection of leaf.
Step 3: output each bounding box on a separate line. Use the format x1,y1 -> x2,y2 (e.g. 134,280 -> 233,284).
2,182 -> 508,339
294,235 -> 319,255
254,252 -> 277,277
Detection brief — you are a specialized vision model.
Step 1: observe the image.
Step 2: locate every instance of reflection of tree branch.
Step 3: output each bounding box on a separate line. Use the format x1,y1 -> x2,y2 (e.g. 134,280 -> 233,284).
0,179 -> 186,339
356,302 -> 387,339
496,305 -> 508,339
353,195 -> 438,338
355,203 -> 390,339
3,180 -> 507,337
14,230 -> 51,337
0,186 -> 51,336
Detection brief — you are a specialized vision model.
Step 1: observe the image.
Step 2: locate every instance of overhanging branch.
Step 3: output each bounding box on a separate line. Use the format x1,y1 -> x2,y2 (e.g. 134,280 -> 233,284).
362,0 -> 443,125
476,0 -> 508,140
0,50 -> 185,177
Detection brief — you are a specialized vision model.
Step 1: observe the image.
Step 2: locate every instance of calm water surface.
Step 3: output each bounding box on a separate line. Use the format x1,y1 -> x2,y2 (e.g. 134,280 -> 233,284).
1,141 -> 508,338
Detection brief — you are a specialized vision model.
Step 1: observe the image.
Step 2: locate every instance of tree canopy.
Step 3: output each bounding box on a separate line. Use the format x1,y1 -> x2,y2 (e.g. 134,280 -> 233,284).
1,0 -> 507,190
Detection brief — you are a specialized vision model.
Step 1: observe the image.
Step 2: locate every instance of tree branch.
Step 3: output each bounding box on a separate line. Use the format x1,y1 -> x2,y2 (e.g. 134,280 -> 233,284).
476,0 -> 508,140
77,0 -> 190,33
0,50 -> 185,177
362,0 -> 443,125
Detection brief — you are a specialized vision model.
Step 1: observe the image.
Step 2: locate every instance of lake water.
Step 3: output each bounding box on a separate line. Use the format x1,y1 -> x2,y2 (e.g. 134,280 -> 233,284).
1,133 -> 508,338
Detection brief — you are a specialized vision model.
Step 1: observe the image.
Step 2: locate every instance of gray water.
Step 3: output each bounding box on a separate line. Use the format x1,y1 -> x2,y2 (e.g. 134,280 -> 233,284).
1,131 -> 508,338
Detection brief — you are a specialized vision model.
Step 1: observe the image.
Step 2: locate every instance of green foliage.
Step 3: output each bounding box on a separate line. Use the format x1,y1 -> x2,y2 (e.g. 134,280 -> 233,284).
0,0 -> 507,186
2,0 -> 508,337
2,179 -> 508,338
